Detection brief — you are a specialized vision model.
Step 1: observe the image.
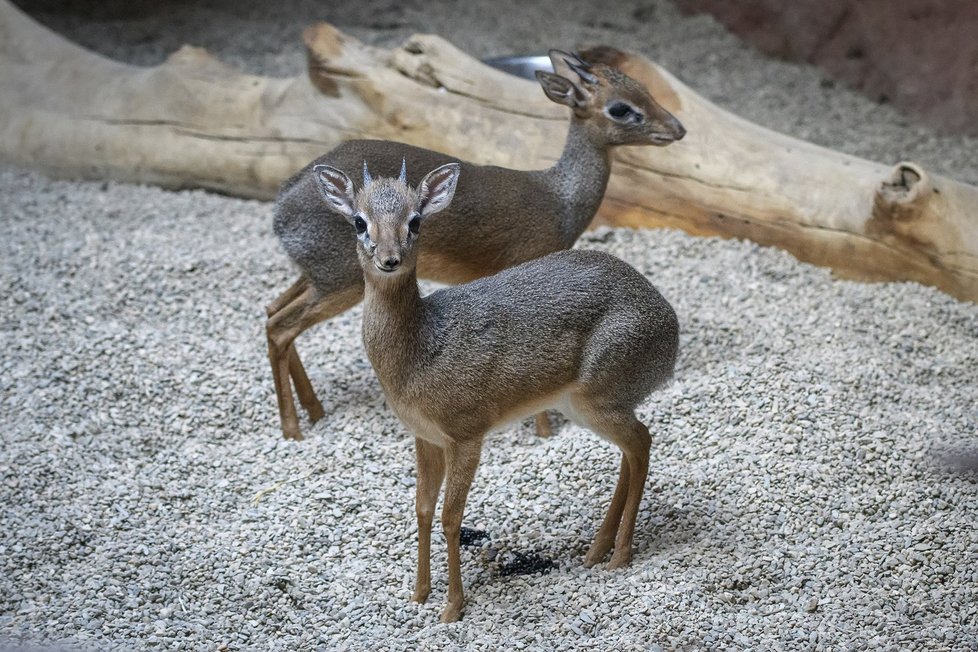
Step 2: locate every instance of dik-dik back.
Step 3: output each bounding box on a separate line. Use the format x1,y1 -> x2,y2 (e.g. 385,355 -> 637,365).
274,144 -> 568,289
370,250 -> 679,438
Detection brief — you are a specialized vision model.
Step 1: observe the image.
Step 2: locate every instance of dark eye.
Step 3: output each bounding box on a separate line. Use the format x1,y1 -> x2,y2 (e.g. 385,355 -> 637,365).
608,102 -> 642,122
353,216 -> 367,235
408,215 -> 421,235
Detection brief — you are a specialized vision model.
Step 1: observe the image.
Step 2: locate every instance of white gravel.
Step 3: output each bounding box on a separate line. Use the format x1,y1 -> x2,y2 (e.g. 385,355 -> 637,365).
3,1 -> 978,650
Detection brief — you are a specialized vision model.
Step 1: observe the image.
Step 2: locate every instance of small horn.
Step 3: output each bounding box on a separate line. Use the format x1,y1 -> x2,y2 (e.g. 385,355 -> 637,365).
399,158 -> 407,184
568,51 -> 593,70
362,160 -> 372,186
565,56 -> 597,84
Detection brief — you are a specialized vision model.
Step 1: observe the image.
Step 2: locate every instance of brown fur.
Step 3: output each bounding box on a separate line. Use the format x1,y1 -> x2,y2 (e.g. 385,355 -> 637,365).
314,163 -> 679,623
268,49 -> 685,440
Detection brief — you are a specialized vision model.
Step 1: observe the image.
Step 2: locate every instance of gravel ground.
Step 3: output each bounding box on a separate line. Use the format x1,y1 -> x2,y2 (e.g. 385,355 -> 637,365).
3,1 -> 978,650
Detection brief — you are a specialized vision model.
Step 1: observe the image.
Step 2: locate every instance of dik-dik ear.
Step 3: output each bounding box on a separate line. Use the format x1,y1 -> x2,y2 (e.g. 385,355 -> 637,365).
313,164 -> 356,219
535,71 -> 587,109
548,49 -> 598,86
416,163 -> 460,218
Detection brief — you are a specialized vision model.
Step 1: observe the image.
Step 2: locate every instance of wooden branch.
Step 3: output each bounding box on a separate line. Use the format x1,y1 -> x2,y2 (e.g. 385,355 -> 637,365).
1,0 -> 976,301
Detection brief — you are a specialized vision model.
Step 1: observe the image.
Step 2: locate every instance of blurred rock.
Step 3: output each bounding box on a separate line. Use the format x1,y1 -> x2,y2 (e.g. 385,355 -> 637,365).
674,0 -> 978,136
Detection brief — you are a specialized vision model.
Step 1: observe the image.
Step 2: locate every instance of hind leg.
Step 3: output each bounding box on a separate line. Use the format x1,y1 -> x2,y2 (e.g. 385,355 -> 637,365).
266,281 -> 363,439
605,419 -> 651,568
534,412 -> 554,438
288,342 -> 324,422
568,400 -> 652,568
267,277 -> 326,421
584,454 -> 629,567
265,276 -> 311,318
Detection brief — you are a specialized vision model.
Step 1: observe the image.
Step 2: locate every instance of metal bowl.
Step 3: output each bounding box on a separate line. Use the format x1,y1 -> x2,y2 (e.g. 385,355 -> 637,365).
482,55 -> 553,80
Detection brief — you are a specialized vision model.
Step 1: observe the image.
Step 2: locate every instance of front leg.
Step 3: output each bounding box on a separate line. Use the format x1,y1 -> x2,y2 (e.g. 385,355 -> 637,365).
440,438 -> 483,623
412,438 -> 445,604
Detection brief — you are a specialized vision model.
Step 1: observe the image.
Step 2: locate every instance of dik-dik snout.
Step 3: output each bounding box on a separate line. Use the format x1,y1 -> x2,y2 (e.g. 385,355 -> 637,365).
313,160 -> 460,278
537,50 -> 685,147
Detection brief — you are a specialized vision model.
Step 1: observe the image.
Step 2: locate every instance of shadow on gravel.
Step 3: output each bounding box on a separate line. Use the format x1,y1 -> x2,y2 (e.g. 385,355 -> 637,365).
497,551 -> 558,576
634,501 -> 708,554
460,527 -> 558,577
457,495 -> 709,580
935,448 -> 978,477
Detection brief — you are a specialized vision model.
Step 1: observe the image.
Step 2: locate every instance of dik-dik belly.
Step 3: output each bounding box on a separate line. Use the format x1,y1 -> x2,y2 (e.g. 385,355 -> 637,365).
386,386 -> 578,447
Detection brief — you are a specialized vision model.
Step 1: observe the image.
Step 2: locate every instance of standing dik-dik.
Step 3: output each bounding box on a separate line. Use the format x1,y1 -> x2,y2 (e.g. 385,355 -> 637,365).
314,160 -> 679,623
268,49 -> 685,440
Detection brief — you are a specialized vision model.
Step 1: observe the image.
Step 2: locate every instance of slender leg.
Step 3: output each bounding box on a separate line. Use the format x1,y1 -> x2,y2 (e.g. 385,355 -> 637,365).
534,411 -> 554,438
412,438 -> 446,604
606,420 -> 651,569
570,396 -> 652,569
584,455 -> 630,567
439,438 -> 483,623
269,278 -> 322,420
267,331 -> 301,439
288,344 -> 325,423
266,282 -> 363,439
265,276 -> 310,317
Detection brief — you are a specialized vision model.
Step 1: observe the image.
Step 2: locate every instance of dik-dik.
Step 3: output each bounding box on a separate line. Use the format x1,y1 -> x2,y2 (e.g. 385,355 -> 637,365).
314,160 -> 679,623
269,49 -> 685,440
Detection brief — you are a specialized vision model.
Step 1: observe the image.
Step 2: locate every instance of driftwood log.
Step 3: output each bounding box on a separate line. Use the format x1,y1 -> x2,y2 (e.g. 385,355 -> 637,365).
2,1 -> 976,301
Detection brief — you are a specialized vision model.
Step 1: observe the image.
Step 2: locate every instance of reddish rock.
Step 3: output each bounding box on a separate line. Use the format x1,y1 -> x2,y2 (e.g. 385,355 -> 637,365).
674,0 -> 978,135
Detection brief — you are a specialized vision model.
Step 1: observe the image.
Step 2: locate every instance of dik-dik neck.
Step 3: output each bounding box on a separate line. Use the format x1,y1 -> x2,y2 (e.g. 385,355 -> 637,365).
543,118 -> 613,239
361,270 -> 428,387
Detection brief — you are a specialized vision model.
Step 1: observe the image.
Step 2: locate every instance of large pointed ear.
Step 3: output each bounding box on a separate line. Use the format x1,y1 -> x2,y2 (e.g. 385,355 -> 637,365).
535,70 -> 587,109
313,164 -> 356,219
548,49 -> 598,86
416,163 -> 460,218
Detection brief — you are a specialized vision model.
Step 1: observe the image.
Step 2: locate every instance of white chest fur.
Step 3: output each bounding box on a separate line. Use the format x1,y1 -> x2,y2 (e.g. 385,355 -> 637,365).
386,396 -> 457,448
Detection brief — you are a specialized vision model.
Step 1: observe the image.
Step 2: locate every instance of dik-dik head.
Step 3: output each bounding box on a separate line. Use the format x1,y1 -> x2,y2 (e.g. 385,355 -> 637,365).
535,49 -> 685,146
314,160 -> 460,277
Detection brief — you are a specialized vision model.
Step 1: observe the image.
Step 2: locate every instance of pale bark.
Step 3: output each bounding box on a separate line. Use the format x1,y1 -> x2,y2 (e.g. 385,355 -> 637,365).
1,1 -> 976,300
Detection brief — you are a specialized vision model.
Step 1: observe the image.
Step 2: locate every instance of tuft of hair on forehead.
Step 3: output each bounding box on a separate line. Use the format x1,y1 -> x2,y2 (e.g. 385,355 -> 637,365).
359,176 -> 415,216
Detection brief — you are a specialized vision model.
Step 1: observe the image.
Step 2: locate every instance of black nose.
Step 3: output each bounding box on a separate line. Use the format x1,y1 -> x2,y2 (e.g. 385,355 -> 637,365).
381,256 -> 400,270
671,119 -> 686,140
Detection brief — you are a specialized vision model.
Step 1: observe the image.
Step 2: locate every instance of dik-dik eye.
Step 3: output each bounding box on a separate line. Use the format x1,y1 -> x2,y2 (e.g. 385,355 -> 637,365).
607,102 -> 643,123
408,214 -> 421,235
353,216 -> 368,235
